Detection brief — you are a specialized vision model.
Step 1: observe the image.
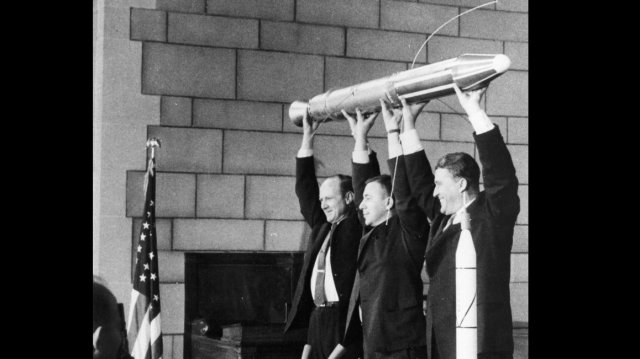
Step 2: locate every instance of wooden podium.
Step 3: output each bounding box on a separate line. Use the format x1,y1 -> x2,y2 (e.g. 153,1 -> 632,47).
191,323 -> 306,359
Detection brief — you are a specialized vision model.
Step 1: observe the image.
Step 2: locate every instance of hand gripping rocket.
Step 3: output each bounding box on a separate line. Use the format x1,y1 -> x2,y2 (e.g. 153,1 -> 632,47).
289,53 -> 510,126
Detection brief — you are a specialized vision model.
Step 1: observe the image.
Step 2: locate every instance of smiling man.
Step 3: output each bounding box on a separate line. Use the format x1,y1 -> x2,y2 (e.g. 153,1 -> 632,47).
402,85 -> 521,359
341,101 -> 430,359
284,112 -> 365,359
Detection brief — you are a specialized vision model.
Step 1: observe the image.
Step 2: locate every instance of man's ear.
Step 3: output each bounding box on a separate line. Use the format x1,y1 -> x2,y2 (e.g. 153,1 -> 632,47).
457,178 -> 469,193
344,191 -> 354,205
385,196 -> 394,210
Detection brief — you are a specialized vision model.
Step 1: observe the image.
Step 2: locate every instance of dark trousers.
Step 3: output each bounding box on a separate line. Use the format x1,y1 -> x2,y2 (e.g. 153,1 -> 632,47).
308,306 -> 362,359
364,345 -> 427,359
430,331 -> 512,359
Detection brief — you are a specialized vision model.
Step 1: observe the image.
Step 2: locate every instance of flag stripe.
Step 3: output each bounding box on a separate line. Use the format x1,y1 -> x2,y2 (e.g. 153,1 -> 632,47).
131,308 -> 151,359
150,315 -> 162,343
127,290 -> 140,332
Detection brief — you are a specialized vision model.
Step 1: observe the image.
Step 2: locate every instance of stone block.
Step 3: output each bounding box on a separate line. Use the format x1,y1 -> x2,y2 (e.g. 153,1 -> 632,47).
223,131 -> 301,175
417,0 -> 496,9
158,251 -> 185,283
99,216 -> 134,285
422,140 -> 475,168
517,185 -> 527,225
142,42 -> 235,98
265,220 -> 310,251
314,135 -> 361,177
261,21 -> 344,56
160,283 -> 185,334
486,71 -> 528,117
441,114 -> 506,143
157,0 -> 205,13
126,171 -> 196,217
196,174 -> 245,218
297,0 -> 379,29
100,38 -> 160,128
245,176 -> 302,220
173,219 -> 265,250
497,0 -> 528,12
104,5 -> 131,40
168,13 -> 258,49
507,117 -> 528,145
347,28 -> 427,63
206,0 -> 294,21
130,8 -> 166,42
147,126 -> 223,173
133,218 -> 173,250
415,112 -> 441,141
173,335 -> 184,359
162,335 -> 174,359
237,50 -> 324,102
427,35 -> 502,63
193,99 -> 282,131
506,144 -> 528,185
381,1 -> 458,36
505,41 -> 528,71
512,225 -> 528,253
460,9 -> 528,42
161,96 -> 192,127
510,253 -> 528,283
325,57 -> 407,91
510,282 -> 528,323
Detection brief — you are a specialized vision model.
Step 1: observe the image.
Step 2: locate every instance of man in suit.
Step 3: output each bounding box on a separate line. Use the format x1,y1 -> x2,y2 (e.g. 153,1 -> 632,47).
401,85 -> 520,359
341,101 -> 430,359
284,111 -> 372,359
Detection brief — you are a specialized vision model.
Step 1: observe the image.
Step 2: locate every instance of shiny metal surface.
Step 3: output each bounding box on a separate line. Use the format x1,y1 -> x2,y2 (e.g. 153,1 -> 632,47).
289,54 -> 510,127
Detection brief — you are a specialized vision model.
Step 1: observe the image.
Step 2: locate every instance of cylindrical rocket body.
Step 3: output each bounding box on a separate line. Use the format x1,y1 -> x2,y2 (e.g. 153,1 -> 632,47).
456,211 -> 477,359
289,53 -> 510,126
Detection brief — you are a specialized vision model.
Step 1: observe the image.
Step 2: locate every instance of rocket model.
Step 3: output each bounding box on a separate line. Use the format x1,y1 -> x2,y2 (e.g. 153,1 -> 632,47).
289,53 -> 510,126
455,209 -> 477,359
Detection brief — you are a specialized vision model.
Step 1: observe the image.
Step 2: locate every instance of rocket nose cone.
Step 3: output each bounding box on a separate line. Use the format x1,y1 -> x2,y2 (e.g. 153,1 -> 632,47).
493,54 -> 511,74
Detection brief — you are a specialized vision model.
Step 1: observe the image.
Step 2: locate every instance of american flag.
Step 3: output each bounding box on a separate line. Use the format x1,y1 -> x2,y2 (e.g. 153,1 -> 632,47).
127,156 -> 163,359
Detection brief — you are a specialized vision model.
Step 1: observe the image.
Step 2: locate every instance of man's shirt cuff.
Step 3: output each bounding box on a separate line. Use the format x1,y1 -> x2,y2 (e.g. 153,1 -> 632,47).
399,129 -> 423,155
297,148 -> 313,158
352,150 -> 369,164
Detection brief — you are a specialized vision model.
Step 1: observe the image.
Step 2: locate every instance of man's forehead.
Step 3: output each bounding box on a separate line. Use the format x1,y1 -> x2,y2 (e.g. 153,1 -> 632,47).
320,177 -> 340,193
435,168 -> 455,180
364,181 -> 385,196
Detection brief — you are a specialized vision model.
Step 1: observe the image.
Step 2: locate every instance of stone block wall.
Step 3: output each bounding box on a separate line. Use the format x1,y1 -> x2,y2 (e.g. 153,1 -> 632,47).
123,1 -> 528,357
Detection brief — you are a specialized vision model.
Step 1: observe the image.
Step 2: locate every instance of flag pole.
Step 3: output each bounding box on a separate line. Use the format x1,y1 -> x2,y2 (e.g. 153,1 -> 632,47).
128,137 -> 164,359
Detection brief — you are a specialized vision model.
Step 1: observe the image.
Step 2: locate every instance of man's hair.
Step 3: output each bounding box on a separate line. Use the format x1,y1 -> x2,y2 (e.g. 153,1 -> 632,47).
365,174 -> 393,198
328,174 -> 354,198
435,152 -> 480,192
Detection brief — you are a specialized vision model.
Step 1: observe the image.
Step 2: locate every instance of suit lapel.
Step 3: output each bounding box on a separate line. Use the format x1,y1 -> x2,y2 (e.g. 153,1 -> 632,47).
357,226 -> 375,261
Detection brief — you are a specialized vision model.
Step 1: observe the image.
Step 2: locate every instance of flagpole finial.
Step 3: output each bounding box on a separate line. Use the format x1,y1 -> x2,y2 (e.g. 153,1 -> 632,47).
146,138 -> 161,159
146,138 -> 161,149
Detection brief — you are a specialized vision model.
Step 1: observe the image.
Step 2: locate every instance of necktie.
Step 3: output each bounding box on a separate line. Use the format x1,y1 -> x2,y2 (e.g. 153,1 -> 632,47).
314,222 -> 337,306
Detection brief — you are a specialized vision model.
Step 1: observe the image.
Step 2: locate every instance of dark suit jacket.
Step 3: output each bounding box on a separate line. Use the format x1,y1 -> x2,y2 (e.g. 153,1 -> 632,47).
343,154 -> 429,353
284,155 -> 365,347
404,126 -> 520,358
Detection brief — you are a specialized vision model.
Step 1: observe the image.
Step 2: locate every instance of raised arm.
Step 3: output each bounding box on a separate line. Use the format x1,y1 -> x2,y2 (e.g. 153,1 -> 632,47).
379,98 -> 430,238
389,98 -> 441,222
343,108 -> 380,226
294,112 -> 326,227
453,84 -> 520,220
